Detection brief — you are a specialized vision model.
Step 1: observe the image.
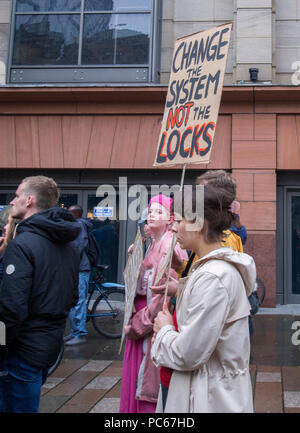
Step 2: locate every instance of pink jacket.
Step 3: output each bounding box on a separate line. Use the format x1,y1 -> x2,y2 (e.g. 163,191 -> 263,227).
125,231 -> 188,403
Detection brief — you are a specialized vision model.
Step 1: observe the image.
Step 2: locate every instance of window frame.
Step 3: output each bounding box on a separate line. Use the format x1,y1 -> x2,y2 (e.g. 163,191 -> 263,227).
7,0 -> 161,85
284,188 -> 300,304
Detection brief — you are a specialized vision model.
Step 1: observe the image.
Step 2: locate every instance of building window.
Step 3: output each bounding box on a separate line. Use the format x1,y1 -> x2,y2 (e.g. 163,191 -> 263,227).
8,0 -> 161,84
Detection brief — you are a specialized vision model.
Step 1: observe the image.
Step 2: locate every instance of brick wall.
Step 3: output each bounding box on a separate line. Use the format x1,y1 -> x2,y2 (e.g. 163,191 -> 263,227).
232,113 -> 277,306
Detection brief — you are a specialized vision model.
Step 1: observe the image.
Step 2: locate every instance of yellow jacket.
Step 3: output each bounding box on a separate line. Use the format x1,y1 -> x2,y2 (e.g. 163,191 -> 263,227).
222,230 -> 243,253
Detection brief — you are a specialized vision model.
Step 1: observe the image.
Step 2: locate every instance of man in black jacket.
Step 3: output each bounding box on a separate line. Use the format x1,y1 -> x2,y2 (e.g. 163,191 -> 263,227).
0,176 -> 80,413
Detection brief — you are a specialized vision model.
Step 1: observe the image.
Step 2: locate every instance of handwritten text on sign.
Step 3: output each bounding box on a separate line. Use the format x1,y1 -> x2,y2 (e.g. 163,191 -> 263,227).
154,23 -> 232,167
119,228 -> 144,353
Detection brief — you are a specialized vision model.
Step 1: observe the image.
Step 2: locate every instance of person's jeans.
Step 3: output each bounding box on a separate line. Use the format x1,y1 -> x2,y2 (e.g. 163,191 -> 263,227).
0,352 -> 48,413
69,271 -> 90,337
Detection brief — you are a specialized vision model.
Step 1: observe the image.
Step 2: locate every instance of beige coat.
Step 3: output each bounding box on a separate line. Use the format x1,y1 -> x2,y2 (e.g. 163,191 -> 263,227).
151,247 -> 256,413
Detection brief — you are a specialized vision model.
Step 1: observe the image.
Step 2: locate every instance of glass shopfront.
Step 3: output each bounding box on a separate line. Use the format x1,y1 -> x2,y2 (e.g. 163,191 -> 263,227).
284,189 -> 300,304
291,194 -> 300,297
0,187 -> 126,284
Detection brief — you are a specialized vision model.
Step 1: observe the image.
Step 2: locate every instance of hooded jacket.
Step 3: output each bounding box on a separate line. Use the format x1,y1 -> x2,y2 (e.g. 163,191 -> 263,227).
121,231 -> 188,407
72,217 -> 93,272
230,214 -> 247,245
0,207 -> 80,369
151,247 -> 256,413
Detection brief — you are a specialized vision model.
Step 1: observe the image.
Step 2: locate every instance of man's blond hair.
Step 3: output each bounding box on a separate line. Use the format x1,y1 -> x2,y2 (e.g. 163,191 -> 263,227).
22,176 -> 59,211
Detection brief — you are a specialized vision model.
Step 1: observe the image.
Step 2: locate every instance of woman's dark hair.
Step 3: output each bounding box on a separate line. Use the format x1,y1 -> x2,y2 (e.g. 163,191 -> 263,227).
180,183 -> 235,243
195,170 -> 236,202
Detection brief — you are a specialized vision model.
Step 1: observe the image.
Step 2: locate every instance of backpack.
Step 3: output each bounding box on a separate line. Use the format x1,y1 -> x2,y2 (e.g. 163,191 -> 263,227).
248,291 -> 261,316
86,230 -> 101,267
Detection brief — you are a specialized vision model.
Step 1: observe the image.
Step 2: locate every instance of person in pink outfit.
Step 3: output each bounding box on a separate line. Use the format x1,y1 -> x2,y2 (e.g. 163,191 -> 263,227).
120,194 -> 188,413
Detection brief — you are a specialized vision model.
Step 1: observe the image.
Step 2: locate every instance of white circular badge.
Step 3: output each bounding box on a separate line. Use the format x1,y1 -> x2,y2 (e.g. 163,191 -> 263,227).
6,264 -> 15,275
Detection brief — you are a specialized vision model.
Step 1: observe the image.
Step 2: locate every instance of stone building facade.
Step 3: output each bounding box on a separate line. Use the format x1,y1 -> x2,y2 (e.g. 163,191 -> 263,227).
0,0 -> 300,306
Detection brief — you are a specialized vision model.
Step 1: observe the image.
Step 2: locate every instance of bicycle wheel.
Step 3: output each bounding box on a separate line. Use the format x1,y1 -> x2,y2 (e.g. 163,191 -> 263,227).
256,277 -> 266,305
91,288 -> 125,338
48,343 -> 64,376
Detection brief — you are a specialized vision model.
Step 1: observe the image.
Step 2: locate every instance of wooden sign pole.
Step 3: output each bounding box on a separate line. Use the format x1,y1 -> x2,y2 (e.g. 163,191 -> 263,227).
180,163 -> 186,192
163,162 -> 186,304
163,232 -> 177,304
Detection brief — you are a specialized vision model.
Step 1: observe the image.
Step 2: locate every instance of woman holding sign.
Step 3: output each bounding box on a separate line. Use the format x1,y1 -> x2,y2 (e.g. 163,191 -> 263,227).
120,194 -> 187,413
151,184 -> 255,413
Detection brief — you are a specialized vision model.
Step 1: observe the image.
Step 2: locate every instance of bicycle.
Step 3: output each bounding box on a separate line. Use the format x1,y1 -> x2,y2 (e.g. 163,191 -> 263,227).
86,264 -> 125,339
48,344 -> 64,376
48,265 -> 125,376
255,277 -> 266,306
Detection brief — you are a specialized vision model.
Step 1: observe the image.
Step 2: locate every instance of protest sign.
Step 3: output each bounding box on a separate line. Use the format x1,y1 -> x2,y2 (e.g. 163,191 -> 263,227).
119,227 -> 144,353
154,22 -> 232,167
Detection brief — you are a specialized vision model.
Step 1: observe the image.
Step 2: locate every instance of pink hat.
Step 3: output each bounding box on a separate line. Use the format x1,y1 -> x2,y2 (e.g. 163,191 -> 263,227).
149,194 -> 173,213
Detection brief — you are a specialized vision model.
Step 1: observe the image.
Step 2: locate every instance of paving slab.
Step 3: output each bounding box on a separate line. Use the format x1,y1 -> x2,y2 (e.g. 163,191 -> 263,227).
85,376 -> 120,390
39,395 -> 70,413
254,382 -> 283,413
256,372 -> 282,382
100,365 -> 123,377
47,370 -> 100,396
90,397 -> 120,413
285,408 -> 300,413
51,359 -> 89,378
57,389 -> 107,413
105,381 -> 122,398
284,391 -> 300,408
42,377 -> 65,392
282,367 -> 300,391
79,360 -> 112,372
257,365 -> 282,372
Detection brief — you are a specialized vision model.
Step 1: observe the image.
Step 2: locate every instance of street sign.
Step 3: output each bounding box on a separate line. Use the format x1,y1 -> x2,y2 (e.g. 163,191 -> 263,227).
93,206 -> 114,219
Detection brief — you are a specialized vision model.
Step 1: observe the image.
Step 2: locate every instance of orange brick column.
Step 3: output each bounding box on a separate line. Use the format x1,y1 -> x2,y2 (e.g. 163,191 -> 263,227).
232,114 -> 277,307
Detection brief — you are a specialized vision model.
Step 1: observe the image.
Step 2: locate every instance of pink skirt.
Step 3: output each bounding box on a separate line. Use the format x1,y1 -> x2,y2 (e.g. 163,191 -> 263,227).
119,296 -> 156,413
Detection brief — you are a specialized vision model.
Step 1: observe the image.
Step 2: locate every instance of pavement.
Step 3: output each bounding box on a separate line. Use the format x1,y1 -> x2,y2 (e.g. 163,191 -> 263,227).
39,310 -> 300,413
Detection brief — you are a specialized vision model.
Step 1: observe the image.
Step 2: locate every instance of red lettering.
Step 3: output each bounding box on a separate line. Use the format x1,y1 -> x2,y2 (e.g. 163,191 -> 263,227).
184,102 -> 194,125
175,106 -> 185,128
166,103 -> 195,131
199,121 -> 215,151
166,109 -> 176,131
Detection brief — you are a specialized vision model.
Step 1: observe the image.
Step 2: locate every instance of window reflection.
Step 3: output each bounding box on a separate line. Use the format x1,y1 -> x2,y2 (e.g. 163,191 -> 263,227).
88,194 -> 119,283
13,15 -> 80,65
16,0 -> 81,12
85,0 -> 151,11
11,0 -> 153,71
58,194 -> 79,209
82,13 -> 150,65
